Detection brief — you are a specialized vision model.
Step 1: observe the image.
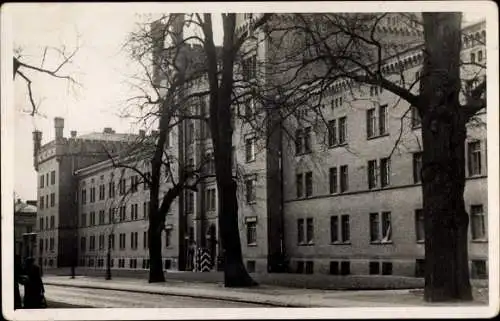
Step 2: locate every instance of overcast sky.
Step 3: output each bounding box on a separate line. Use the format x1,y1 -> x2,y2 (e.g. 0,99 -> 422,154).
6,3 -> 488,201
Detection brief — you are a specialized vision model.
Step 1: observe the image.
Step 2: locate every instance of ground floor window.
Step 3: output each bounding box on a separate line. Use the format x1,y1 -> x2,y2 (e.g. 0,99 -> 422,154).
329,261 -> 350,275
305,261 -> 314,274
415,259 -> 425,277
369,261 -> 392,275
246,260 -> 256,273
164,259 -> 172,270
296,261 -> 304,273
471,260 -> 487,279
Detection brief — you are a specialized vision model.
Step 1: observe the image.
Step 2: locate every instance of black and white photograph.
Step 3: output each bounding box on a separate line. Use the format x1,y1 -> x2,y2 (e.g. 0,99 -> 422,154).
1,2 -> 498,320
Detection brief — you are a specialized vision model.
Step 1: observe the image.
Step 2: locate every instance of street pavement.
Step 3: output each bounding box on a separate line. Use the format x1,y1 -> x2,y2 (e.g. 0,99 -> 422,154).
43,285 -> 269,308
41,275 -> 489,308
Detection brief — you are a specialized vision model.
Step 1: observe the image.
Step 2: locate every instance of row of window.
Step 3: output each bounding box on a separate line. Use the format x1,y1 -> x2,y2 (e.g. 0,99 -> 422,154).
80,202 -> 151,227
39,193 -> 56,210
38,238 -> 55,253
38,215 -> 55,231
296,140 -> 484,199
81,174 -> 151,204
79,228 -> 173,253
292,259 -> 487,278
78,257 -> 173,270
296,204 -> 487,246
39,171 -> 56,189
185,187 -> 217,214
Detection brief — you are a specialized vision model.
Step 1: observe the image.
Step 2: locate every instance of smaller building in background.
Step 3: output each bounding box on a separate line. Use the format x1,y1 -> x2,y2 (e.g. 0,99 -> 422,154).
14,199 -> 38,260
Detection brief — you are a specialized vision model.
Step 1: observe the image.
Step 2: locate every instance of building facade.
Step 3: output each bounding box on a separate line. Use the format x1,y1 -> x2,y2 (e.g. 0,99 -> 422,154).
33,15 -> 487,279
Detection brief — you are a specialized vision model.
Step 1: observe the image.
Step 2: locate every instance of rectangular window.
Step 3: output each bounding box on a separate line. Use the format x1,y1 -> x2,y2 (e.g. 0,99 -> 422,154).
246,221 -> 257,245
340,261 -> 350,275
81,213 -> 87,227
108,182 -> 115,198
165,228 -> 172,247
49,238 -> 54,251
330,261 -> 339,275
90,211 -> 96,226
340,165 -> 348,192
99,184 -> 105,200
245,137 -> 255,162
470,52 -> 475,63
245,177 -> 256,204
108,208 -> 115,224
50,193 -> 55,207
305,261 -> 314,274
40,196 -> 44,210
186,191 -> 194,213
131,204 -> 138,220
338,117 -> 347,144
380,158 -> 391,187
99,210 -> 105,225
378,105 -> 388,135
50,171 -> 56,185
415,259 -> 425,277
368,160 -> 378,189
131,176 -> 139,192
144,172 -> 151,190
303,127 -> 312,153
50,215 -> 55,229
411,106 -> 421,128
89,235 -> 95,251
370,213 -> 380,242
297,219 -> 304,244
369,261 -> 380,275
382,262 -> 393,275
330,216 -> 339,243
381,212 -> 392,242
246,260 -> 256,273
415,209 -> 425,242
341,215 -> 350,242
130,232 -> 138,250
295,129 -> 303,154
305,172 -> 313,197
306,218 -> 314,244
328,120 -> 337,147
108,234 -> 115,250
143,231 -> 149,249
468,141 -> 482,176
471,205 -> 486,240
205,188 -> 216,212
99,234 -> 105,250
90,187 -> 96,203
40,175 -> 44,188
413,152 -> 423,183
119,233 -> 126,249
80,237 -> 86,252
329,167 -> 338,194
39,217 -> 43,231
296,261 -> 304,274
119,206 -> 126,221
367,108 -> 376,138
119,179 -> 126,195
39,239 -> 43,254
478,50 -> 483,62
471,260 -> 487,279
296,173 -> 303,198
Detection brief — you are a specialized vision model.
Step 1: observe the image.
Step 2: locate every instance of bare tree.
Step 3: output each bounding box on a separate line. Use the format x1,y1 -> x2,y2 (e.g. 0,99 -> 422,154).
13,43 -> 80,116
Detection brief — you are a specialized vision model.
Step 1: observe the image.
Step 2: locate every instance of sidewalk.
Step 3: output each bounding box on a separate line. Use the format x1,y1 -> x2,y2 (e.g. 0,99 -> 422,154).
43,275 -> 489,308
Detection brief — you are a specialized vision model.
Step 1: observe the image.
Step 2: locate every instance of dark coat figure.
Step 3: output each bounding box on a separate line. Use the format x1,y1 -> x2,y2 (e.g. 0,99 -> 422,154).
23,258 -> 46,309
14,255 -> 25,309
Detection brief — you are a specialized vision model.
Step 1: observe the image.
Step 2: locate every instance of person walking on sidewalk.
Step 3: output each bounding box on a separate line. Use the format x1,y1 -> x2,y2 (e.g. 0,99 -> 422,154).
23,257 -> 46,309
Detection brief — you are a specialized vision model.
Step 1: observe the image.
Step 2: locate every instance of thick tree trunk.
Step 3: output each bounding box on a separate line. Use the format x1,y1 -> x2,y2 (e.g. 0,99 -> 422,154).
148,205 -> 165,283
203,14 -> 257,287
421,12 -> 472,302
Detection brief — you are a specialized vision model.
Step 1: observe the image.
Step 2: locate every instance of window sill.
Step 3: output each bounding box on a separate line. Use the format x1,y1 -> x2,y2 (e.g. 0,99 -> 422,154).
331,241 -> 351,245
247,243 -> 258,247
328,143 -> 348,149
247,201 -> 257,205
298,242 -> 315,246
367,133 -> 390,141
370,241 -> 393,245
246,158 -> 256,164
471,239 -> 488,243
416,240 -> 425,244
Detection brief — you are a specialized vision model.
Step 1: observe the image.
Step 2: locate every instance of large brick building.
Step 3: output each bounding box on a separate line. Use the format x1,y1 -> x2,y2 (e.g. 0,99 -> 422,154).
33,14 -> 487,279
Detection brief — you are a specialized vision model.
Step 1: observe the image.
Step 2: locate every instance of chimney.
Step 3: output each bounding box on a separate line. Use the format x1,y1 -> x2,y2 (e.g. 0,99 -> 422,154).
103,127 -> 113,134
54,117 -> 64,139
70,130 -> 77,138
32,130 -> 42,170
139,130 -> 146,137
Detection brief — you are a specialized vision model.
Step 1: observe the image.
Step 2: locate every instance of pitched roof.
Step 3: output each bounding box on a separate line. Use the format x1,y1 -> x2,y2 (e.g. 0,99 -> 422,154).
15,202 -> 37,213
76,132 -> 140,142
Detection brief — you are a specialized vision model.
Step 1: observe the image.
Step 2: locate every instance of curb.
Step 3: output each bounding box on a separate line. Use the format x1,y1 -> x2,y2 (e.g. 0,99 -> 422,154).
44,281 -> 313,308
